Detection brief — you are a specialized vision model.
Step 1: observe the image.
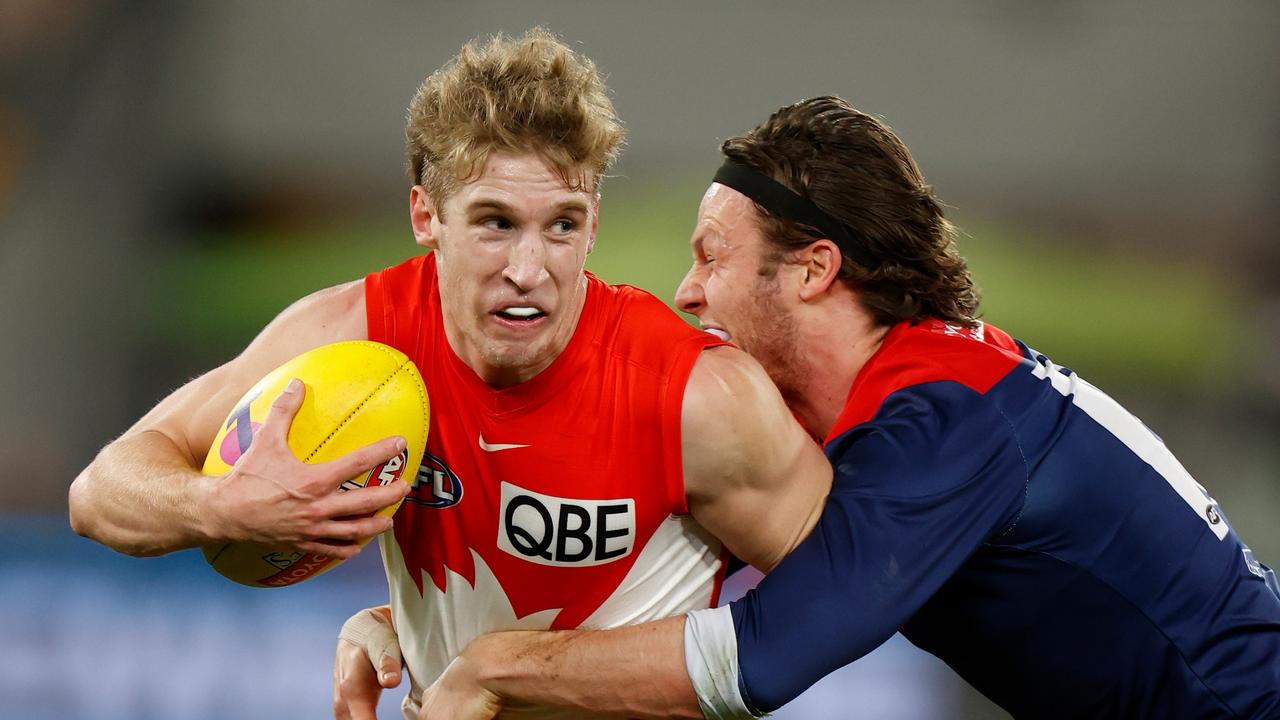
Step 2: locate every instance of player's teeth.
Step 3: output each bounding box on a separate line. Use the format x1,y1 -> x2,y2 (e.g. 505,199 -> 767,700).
503,307 -> 540,318
705,328 -> 731,341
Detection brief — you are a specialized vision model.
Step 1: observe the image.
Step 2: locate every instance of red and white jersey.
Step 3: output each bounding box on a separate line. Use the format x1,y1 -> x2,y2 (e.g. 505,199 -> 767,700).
365,254 -> 728,716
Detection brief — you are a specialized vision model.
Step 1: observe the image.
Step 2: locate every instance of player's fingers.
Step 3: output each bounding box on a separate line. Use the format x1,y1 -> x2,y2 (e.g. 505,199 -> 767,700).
346,698 -> 378,720
324,435 -> 408,482
333,683 -> 358,720
313,515 -> 393,542
324,480 -> 411,518
264,378 -> 306,446
369,630 -> 404,689
336,613 -> 394,719
336,672 -> 380,720
296,540 -> 361,560
378,658 -> 403,689
337,677 -> 380,720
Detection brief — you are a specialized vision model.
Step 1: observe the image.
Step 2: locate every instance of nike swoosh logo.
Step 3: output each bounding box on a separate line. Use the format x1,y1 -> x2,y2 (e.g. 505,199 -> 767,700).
478,433 -> 530,452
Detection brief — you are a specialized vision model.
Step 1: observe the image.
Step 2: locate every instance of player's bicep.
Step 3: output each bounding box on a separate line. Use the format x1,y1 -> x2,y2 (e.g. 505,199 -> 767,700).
682,347 -> 831,573
125,280 -> 368,465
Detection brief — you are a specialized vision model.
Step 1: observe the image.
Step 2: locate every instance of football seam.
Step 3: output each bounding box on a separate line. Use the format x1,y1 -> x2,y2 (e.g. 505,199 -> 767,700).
302,343 -> 425,463
206,542 -> 231,564
403,359 -> 430,451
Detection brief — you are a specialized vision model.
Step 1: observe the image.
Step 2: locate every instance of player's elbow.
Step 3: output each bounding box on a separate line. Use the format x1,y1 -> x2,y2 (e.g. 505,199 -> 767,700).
67,468 -> 128,552
67,464 -> 150,557
67,469 -> 98,540
735,638 -> 805,713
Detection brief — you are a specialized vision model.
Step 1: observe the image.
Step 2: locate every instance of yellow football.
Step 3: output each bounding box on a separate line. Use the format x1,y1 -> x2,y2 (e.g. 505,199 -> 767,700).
200,341 -> 429,587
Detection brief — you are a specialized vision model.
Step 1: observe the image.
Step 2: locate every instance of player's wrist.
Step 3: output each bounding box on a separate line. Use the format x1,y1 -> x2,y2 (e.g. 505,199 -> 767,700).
434,638 -> 504,707
191,472 -> 236,544
457,631 -> 529,701
459,632 -> 505,685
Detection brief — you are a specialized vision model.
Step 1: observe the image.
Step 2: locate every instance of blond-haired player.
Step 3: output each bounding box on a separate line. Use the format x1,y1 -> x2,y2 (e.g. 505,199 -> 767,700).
68,29 -> 831,720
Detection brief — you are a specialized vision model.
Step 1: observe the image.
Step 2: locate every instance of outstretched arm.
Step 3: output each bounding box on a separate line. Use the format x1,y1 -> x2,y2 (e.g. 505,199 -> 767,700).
422,616 -> 694,720
68,280 -> 408,557
412,346 -> 832,719
414,376 -> 1031,720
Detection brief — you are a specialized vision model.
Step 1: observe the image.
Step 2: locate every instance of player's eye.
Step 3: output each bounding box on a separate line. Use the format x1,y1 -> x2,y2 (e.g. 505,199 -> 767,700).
482,216 -> 513,231
549,218 -> 576,234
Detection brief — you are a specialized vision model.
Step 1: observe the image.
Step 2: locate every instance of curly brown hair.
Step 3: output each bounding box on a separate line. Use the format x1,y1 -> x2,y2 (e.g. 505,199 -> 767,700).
721,96 -> 980,327
405,28 -> 626,212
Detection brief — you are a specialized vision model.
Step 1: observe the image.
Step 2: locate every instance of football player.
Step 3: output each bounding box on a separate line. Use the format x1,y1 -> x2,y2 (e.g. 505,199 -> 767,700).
344,96 -> 1280,719
67,30 -> 833,720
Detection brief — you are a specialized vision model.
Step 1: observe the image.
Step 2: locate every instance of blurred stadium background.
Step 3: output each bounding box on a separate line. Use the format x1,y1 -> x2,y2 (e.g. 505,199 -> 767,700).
1,2 -> 1276,718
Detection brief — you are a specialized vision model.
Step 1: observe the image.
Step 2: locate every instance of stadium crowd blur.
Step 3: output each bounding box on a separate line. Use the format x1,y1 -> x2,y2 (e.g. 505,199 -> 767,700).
1,2 -> 1276,719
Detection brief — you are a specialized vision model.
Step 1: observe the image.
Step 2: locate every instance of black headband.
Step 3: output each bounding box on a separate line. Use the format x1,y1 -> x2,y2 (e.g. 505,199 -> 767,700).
712,161 -> 876,269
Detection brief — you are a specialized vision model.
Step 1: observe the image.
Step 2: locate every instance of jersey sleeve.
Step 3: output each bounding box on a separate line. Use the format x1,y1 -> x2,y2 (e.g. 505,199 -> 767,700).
728,380 -> 1028,713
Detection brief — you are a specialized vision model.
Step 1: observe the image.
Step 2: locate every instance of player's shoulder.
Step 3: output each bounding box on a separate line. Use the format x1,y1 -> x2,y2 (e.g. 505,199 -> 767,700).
683,346 -> 792,441
366,252 -> 434,295
364,253 -> 437,345
683,346 -> 780,434
681,345 -> 809,501
826,319 -> 1028,443
879,318 -> 1026,383
824,323 -> 1033,502
585,274 -> 722,364
590,275 -> 687,326
256,278 -> 367,347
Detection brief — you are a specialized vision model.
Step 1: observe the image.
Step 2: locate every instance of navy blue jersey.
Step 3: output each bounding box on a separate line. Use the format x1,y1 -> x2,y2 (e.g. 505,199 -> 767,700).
730,319 -> 1280,719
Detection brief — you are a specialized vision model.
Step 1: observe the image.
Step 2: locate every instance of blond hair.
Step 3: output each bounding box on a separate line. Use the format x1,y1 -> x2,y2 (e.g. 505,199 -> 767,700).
405,28 -> 626,209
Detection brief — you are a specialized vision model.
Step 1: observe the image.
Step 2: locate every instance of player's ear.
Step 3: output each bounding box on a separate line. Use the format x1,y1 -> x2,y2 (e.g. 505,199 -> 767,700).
410,186 -> 441,250
797,239 -> 842,302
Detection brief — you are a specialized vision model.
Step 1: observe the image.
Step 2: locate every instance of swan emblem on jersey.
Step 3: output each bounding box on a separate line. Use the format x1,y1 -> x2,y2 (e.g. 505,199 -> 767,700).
383,514 -> 723,690
404,450 -> 463,508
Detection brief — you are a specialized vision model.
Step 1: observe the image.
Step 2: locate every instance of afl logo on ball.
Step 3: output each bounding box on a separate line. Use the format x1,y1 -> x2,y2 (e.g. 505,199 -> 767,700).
340,449 -> 409,492
405,450 -> 463,509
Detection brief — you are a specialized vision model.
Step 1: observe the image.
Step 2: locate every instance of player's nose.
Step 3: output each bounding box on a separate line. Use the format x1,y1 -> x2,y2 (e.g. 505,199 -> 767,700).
674,266 -> 705,316
503,231 -> 550,293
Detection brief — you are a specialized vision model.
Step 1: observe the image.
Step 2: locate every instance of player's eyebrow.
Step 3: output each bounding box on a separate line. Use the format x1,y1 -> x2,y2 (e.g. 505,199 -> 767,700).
465,199 -> 516,215
690,232 -> 708,260
463,197 -> 590,218
550,199 -> 590,216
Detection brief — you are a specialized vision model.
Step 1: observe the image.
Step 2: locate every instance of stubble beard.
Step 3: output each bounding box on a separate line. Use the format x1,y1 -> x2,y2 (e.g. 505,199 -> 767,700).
739,277 -> 809,412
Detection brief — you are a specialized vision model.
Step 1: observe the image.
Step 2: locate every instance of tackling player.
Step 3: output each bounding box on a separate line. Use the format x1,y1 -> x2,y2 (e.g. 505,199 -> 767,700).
344,97 -> 1280,718
67,31 -> 832,719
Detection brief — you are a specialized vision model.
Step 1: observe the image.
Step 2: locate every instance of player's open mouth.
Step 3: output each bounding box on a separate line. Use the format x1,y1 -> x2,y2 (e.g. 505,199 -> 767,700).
493,306 -> 548,327
703,327 -> 731,342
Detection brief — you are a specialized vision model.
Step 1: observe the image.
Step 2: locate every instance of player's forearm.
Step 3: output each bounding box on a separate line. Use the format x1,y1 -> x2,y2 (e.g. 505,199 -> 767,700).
460,616 -> 703,719
69,430 -> 214,556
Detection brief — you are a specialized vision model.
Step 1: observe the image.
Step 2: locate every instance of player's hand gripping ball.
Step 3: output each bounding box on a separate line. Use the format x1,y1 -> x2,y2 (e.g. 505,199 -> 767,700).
201,341 -> 429,587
